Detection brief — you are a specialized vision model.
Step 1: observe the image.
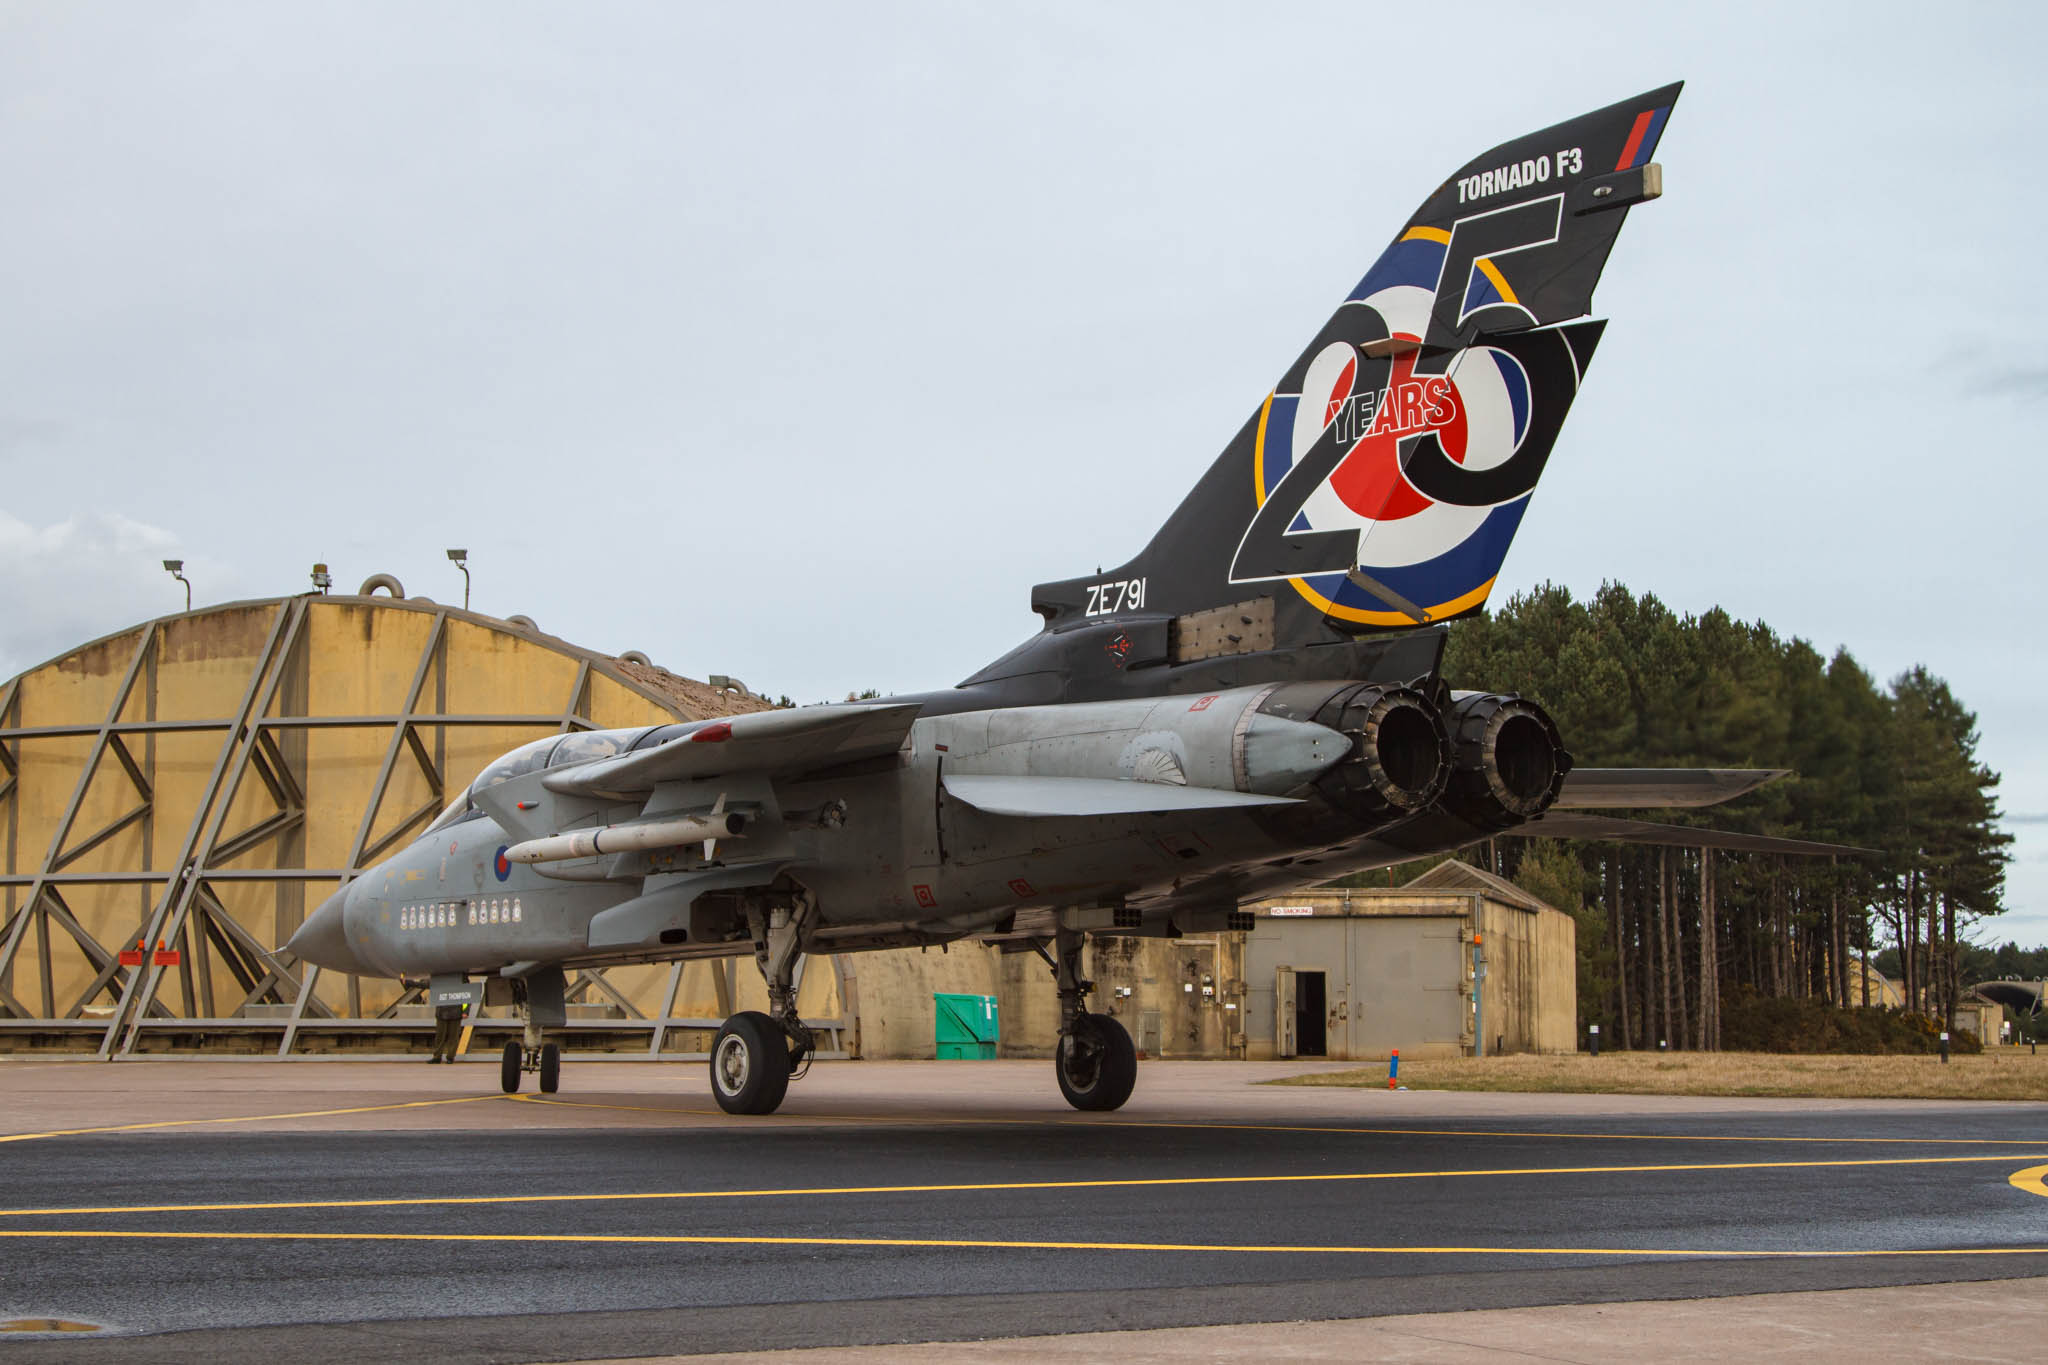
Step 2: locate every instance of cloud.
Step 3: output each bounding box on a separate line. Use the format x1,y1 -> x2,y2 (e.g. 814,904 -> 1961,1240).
2007,813 -> 2048,825
0,509 -> 201,679
0,415 -> 62,456
1965,365 -> 2048,403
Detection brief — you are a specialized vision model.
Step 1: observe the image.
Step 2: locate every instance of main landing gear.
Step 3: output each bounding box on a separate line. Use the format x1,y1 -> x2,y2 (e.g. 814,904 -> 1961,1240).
1049,919 -> 1136,1112
498,966 -> 567,1096
708,892 -> 816,1116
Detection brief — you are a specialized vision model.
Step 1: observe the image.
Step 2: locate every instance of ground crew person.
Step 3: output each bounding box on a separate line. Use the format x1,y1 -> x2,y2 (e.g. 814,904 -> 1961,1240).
429,1001 -> 465,1063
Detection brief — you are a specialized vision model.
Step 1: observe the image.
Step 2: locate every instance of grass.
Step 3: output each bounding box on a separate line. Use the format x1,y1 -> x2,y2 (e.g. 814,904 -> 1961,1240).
1267,1048 -> 2048,1101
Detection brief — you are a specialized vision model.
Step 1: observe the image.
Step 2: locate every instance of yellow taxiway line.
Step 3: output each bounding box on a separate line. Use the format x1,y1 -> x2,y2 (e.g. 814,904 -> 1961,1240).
510,1094 -> 2048,1146
0,1228 -> 2042,1259
0,1095 -> 500,1145
2,1151 -> 2044,1220
5,1089 -> 2045,1151
2011,1165 -> 2048,1197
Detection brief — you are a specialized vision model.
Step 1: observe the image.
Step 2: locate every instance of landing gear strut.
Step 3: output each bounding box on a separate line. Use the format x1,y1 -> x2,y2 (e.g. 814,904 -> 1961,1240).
709,887 -> 816,1115
499,966 -> 567,1095
1050,919 -> 1136,1112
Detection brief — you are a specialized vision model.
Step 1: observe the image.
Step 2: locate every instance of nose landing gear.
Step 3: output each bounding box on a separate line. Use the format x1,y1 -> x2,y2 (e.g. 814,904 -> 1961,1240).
497,966 -> 567,1095
499,1039 -> 563,1094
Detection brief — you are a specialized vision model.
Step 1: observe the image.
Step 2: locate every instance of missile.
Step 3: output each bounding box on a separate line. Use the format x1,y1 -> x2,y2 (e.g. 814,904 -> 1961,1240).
505,811 -> 747,864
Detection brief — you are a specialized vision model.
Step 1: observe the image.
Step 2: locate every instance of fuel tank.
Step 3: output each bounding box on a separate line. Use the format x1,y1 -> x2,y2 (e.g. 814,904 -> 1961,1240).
925,684 -> 1363,796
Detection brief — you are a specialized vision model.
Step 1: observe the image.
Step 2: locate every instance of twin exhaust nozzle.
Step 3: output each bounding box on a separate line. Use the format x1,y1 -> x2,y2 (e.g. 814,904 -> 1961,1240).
1311,684 -> 1570,828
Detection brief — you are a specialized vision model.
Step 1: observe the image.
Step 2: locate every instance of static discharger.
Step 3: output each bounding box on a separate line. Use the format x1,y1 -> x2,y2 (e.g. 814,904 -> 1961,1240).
505,812 -> 747,865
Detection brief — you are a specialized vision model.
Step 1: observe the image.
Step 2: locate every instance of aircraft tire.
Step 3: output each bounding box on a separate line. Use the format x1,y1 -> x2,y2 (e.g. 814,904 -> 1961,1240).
538,1042 -> 561,1094
1056,1013 -> 1137,1112
500,1041 -> 523,1094
710,1011 -> 791,1115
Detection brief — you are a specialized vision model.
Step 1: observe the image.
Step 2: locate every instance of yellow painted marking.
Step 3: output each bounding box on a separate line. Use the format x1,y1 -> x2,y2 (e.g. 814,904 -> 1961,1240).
0,1095 -> 500,1145
4,1152 -> 2043,1220
510,1095 -> 2048,1147
1396,225 -> 1518,304
1473,257 -> 1518,305
2011,1165 -> 2048,1198
508,1094 -> 726,1117
1091,1118 -> 2048,1147
0,1229 -> 2042,1260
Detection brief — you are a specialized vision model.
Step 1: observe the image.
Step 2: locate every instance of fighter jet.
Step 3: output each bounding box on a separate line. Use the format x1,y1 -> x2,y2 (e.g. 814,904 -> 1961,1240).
288,82 -> 1846,1114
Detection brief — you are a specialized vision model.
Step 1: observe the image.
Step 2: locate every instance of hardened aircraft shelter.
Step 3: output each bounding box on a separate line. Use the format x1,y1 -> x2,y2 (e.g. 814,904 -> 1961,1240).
0,591 -> 852,1057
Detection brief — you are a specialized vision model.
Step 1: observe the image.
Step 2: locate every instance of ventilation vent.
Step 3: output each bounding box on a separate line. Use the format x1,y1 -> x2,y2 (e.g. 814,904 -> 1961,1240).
1169,597 -> 1274,663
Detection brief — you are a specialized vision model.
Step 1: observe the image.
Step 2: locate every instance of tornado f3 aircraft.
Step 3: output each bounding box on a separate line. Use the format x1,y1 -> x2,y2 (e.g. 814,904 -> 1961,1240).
289,82 -> 1836,1113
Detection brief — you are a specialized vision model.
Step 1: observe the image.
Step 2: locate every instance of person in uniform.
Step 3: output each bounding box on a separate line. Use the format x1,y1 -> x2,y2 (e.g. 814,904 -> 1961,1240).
429,1001 -> 466,1063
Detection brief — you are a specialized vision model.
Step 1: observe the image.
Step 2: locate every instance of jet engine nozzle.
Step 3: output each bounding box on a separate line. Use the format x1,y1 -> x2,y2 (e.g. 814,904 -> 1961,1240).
1441,692 -> 1572,829
1312,684 -> 1451,818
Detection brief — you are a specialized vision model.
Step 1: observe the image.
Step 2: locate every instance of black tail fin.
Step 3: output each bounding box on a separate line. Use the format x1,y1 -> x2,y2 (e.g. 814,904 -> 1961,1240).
1028,84 -> 1679,650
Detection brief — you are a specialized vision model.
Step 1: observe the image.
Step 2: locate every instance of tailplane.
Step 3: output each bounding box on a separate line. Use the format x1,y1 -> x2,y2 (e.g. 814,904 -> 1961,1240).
1027,84 -> 1680,649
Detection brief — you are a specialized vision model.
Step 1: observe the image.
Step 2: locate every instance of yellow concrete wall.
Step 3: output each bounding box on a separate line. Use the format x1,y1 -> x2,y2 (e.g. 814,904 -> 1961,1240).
843,944 -> 1004,1058
842,935 -> 1246,1060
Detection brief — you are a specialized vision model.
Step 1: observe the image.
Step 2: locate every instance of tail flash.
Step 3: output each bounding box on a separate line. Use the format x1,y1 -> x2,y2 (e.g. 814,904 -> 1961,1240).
1030,84 -> 1679,644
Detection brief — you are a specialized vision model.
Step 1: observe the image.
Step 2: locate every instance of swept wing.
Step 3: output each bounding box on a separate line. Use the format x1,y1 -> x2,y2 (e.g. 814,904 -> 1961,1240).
544,702 -> 921,799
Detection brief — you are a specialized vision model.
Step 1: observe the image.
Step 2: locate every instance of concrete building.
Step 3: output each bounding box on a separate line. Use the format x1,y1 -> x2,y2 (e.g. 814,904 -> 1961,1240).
1239,860 -> 1578,1060
846,860 -> 1579,1062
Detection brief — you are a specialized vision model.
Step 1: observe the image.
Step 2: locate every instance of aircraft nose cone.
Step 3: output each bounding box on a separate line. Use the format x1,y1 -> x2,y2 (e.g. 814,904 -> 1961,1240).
286,886 -> 367,975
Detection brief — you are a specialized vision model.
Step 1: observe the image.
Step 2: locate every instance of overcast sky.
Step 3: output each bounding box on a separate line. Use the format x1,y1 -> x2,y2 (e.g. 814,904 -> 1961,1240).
4,2 -> 2044,947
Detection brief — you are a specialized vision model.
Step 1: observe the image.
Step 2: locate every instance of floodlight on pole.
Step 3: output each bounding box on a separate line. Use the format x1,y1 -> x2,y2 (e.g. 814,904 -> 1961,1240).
446,548 -> 470,611
162,559 -> 191,613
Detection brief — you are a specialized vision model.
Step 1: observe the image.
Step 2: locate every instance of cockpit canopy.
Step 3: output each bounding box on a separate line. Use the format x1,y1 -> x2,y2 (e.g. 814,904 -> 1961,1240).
423,720 -> 718,834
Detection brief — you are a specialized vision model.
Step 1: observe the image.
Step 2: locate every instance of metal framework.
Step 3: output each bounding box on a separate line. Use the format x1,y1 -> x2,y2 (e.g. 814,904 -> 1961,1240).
0,596 -> 851,1058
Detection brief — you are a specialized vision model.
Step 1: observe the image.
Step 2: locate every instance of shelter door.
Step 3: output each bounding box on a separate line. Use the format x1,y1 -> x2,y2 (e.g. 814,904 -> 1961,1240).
1295,970 -> 1327,1057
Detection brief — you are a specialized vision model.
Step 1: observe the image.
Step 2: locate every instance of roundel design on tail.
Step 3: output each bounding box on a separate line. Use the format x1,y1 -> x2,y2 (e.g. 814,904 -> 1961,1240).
1242,227 -> 1573,627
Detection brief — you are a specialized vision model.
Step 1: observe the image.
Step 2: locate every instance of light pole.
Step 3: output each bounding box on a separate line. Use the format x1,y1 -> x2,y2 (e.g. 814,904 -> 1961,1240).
163,559 -> 191,613
446,549 -> 469,611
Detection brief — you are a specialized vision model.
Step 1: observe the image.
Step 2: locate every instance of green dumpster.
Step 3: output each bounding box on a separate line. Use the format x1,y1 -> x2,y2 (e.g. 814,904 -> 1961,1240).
934,992 -> 999,1059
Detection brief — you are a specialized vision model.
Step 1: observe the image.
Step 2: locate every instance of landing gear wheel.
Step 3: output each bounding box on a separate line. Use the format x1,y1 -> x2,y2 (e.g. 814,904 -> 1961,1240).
710,1010 -> 792,1115
538,1042 -> 561,1094
1056,1013 -> 1137,1112
500,1040 -> 523,1094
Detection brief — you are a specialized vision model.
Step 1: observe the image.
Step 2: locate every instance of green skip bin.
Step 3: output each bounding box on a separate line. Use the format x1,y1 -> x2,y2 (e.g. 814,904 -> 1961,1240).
934,992 -> 999,1059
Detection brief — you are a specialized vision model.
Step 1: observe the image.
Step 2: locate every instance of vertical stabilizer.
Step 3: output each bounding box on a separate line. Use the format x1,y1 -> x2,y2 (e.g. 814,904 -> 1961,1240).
1024,84 -> 1680,654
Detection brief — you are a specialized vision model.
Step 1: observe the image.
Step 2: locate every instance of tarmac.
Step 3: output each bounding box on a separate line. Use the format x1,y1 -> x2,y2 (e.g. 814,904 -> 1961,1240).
1,1055 -> 2045,1361
616,1277 -> 2048,1362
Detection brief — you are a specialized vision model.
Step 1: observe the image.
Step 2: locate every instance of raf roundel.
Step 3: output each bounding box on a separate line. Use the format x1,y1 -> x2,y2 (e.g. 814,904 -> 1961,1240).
493,846 -> 512,882
1252,226 -> 1540,626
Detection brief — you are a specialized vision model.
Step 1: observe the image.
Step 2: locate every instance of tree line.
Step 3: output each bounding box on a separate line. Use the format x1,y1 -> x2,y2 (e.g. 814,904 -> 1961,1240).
1436,582 -> 2013,1049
